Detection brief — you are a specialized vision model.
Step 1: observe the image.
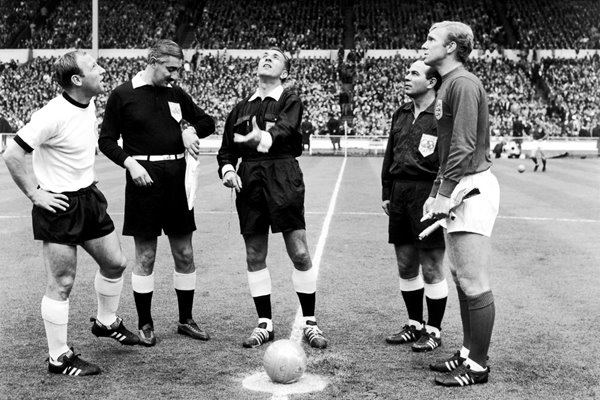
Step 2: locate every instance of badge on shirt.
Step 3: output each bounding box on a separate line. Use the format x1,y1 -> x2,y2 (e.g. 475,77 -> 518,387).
418,134 -> 437,157
168,102 -> 182,123
435,99 -> 443,120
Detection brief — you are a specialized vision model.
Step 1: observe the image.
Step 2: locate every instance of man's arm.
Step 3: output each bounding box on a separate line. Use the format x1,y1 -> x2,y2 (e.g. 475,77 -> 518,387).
98,90 -> 130,167
180,89 -> 216,159
98,89 -> 153,187
2,140 -> 68,212
438,78 -> 481,197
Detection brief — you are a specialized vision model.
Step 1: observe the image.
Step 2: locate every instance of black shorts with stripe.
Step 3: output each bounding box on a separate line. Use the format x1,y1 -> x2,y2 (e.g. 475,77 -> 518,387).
32,184 -> 115,245
123,158 -> 195,237
236,156 -> 305,235
388,179 -> 445,249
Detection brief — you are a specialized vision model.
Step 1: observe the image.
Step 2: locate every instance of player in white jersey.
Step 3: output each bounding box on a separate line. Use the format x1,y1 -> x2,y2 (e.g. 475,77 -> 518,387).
3,51 -> 139,377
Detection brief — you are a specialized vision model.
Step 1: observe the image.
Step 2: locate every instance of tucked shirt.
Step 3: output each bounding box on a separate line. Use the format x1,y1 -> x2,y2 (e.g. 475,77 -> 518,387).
99,72 -> 215,167
15,92 -> 97,192
432,65 -> 492,197
381,100 -> 439,201
217,87 -> 303,177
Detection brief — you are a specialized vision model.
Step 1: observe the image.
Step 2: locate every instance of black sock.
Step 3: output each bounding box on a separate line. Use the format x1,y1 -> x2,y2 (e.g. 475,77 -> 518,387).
467,291 -> 495,367
175,289 -> 194,323
133,291 -> 153,329
401,288 -> 424,324
296,292 -> 316,317
252,295 -> 272,320
426,296 -> 447,331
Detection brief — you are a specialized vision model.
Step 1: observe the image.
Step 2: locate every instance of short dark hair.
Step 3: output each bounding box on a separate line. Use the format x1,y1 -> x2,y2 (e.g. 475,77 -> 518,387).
425,67 -> 443,91
53,50 -> 85,89
148,39 -> 183,63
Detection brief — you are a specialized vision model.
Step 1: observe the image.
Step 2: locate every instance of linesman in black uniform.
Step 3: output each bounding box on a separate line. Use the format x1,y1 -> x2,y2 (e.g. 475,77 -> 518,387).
99,39 -> 215,347
217,48 -> 327,349
381,60 -> 447,352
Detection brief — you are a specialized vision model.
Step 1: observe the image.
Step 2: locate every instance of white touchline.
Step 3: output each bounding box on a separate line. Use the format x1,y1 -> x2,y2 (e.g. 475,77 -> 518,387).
289,156 -> 348,343
242,158 -> 345,400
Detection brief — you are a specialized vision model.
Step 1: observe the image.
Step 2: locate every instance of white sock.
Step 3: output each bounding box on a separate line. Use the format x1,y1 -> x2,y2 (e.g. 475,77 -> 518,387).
132,272 -> 154,293
424,279 -> 448,299
425,324 -> 440,338
173,270 -> 197,291
465,357 -> 486,372
399,274 -> 425,292
292,267 -> 318,293
408,319 -> 423,330
302,316 -> 316,326
258,317 -> 273,331
41,296 -> 70,362
460,346 -> 470,359
94,271 -> 123,326
247,269 -> 271,297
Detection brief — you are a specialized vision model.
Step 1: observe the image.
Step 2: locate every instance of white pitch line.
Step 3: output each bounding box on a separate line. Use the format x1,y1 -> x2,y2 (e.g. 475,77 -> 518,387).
289,156 -> 347,343
243,158 -> 346,400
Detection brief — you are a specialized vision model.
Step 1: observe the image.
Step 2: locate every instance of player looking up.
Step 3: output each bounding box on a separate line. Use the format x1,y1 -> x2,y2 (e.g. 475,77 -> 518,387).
217,48 -> 328,349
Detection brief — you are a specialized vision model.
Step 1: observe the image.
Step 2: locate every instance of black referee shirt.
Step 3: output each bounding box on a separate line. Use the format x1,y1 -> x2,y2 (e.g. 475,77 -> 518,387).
381,100 -> 440,201
217,88 -> 303,177
99,77 -> 215,167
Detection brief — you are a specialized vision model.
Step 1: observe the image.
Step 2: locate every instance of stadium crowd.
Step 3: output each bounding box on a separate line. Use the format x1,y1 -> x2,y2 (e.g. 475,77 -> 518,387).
1,53 -> 599,138
191,0 -> 343,51
505,0 -> 600,50
1,0 -> 599,138
1,0 -> 599,51
352,0 -> 505,51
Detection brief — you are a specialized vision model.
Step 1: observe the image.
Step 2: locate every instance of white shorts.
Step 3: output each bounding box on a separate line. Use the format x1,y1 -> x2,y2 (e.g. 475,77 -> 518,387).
440,168 -> 500,237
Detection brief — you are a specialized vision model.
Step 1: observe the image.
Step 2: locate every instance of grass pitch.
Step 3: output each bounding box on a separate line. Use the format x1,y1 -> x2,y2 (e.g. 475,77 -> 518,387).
0,154 -> 599,399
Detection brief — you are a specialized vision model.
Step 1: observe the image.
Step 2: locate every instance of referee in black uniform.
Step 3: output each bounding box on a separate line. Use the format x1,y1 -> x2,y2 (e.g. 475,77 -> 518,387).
381,60 -> 448,352
217,48 -> 328,349
99,40 -> 215,347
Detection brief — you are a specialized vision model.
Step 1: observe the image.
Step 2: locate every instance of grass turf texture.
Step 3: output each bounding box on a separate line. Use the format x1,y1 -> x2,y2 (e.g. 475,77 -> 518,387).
0,155 -> 599,399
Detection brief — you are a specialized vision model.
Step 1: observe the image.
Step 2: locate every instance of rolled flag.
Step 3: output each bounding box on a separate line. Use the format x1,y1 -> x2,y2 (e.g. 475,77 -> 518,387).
185,151 -> 200,210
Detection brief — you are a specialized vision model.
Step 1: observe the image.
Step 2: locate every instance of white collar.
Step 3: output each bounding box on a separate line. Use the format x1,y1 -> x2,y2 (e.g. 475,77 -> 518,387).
131,71 -> 172,89
248,85 -> 284,102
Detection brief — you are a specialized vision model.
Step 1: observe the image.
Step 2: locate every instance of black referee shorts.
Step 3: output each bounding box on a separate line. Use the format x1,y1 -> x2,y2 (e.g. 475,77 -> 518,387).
236,157 -> 306,235
388,180 -> 445,249
123,158 -> 195,238
32,184 -> 115,245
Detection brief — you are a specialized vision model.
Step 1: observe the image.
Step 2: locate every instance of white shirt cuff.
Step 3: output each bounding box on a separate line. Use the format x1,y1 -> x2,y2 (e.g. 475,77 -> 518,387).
257,131 -> 273,153
221,164 -> 235,177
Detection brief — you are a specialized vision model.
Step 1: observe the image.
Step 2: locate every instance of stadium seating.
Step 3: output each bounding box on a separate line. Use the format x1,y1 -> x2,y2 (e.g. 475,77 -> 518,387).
1,0 -> 599,137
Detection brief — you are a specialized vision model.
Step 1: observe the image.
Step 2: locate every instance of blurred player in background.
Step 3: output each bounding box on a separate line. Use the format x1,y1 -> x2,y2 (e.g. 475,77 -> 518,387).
3,51 -> 139,376
530,118 -> 547,171
381,60 -> 447,353
422,21 -> 500,387
99,39 -> 215,347
217,48 -> 328,349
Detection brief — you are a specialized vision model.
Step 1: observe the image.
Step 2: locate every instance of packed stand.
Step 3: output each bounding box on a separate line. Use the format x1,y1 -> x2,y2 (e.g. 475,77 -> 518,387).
353,0 -> 506,51
506,0 -> 600,50
0,0 -> 43,47
99,0 -> 188,49
541,55 -> 600,136
191,0 -> 344,52
24,0 -> 92,49
351,55 -> 412,136
1,55 -> 341,136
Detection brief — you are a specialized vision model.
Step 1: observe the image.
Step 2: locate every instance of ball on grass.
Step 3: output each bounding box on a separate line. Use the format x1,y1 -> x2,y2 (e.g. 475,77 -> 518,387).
263,339 -> 307,384
518,164 -> 526,173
